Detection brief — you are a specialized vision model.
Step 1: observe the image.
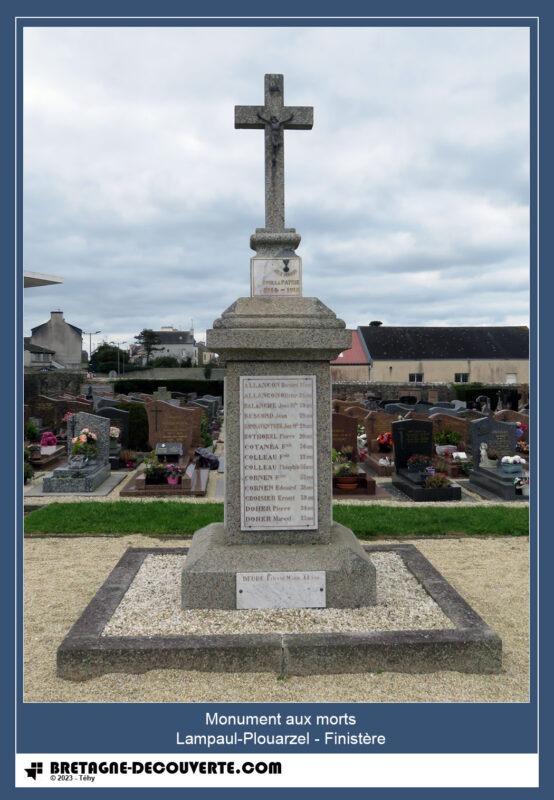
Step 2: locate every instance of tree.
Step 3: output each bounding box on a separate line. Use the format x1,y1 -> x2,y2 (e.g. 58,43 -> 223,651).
134,329 -> 162,364
369,320 -> 383,327
89,343 -> 129,375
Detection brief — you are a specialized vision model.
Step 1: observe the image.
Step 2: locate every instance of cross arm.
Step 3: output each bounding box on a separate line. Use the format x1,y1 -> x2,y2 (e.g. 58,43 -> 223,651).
283,106 -> 314,130
234,105 -> 266,129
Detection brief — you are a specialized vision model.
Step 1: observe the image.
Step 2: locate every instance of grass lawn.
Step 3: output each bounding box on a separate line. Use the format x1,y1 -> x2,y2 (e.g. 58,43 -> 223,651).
24,502 -> 529,538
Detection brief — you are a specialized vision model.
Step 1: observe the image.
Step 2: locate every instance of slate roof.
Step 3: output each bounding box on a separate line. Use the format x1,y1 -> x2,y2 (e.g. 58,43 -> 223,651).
24,337 -> 55,354
357,326 -> 529,361
153,330 -> 195,345
31,319 -> 82,335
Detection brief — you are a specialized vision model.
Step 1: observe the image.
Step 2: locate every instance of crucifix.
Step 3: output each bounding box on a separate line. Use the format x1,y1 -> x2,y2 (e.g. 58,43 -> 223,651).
235,74 -> 313,232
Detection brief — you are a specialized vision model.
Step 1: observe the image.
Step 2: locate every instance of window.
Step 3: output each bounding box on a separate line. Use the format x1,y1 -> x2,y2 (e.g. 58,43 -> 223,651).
454,373 -> 469,383
409,373 -> 423,383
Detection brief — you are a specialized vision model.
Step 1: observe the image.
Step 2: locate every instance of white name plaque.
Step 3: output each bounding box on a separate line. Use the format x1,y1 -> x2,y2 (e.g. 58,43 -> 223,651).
237,571 -> 326,609
250,257 -> 302,297
240,375 -> 318,530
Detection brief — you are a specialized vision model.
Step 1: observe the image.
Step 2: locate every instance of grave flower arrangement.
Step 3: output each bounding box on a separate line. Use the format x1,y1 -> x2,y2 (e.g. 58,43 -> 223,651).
62,411 -> 74,423
407,453 -> 432,472
376,432 -> 393,453
40,430 -> 58,455
143,453 -> 169,484
434,430 -> 462,456
515,422 -> 528,440
109,426 -> 120,440
500,455 -> 527,473
71,428 -> 98,460
166,463 -> 184,486
424,474 -> 450,489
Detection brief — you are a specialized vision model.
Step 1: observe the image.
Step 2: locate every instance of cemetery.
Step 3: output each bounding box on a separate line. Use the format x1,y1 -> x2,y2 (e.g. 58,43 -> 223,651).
22,74 -> 530,703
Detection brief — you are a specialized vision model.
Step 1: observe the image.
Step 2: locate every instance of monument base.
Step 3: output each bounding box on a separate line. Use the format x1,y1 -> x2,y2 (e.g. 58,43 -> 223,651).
43,463 -> 111,493
181,522 -> 377,609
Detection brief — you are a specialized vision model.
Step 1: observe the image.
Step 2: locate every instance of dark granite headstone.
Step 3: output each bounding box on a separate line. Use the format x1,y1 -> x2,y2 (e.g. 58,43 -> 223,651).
97,407 -> 130,447
391,419 -> 433,471
470,417 -> 517,468
155,442 -> 184,463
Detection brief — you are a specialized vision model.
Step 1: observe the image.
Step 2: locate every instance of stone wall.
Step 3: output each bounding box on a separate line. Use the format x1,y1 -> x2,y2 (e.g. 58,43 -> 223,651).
24,371 -> 83,405
332,382 -> 452,403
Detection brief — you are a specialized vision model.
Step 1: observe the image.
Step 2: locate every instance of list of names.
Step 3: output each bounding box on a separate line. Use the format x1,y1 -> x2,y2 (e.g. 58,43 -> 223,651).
240,376 -> 318,530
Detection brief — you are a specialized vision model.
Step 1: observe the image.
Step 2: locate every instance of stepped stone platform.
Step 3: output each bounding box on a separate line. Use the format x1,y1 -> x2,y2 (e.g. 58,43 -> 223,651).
57,543 -> 502,681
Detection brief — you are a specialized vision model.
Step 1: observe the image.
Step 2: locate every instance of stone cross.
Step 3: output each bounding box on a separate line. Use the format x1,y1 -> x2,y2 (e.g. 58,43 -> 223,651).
235,74 -> 313,231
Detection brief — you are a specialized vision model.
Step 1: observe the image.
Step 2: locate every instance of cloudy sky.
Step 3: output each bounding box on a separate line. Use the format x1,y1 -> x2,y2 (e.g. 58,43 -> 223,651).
23,25 -> 530,351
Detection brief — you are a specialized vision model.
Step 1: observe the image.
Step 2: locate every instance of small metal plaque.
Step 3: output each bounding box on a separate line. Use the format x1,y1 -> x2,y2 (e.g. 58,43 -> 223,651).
236,570 -> 326,609
250,257 -> 302,297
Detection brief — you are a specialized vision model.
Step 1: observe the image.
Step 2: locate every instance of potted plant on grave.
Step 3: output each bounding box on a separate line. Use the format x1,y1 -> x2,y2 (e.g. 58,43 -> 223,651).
406,453 -> 432,473
515,474 -> 530,497
500,455 -> 527,474
334,461 -> 359,490
516,439 -> 529,455
166,463 -> 183,486
424,474 -> 450,489
143,453 -> 168,485
70,427 -> 98,465
434,429 -> 462,456
376,432 -> 393,453
40,431 -> 58,455
109,426 -> 121,454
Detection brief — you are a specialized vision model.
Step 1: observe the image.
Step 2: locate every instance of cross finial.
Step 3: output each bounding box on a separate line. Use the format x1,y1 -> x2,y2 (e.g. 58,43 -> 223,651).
235,74 -> 313,231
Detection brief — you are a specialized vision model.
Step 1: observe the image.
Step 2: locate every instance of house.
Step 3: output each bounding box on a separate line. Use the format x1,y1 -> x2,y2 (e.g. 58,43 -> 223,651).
357,325 -> 529,385
131,327 -> 197,365
24,338 -> 55,369
30,311 -> 83,369
331,330 -> 370,382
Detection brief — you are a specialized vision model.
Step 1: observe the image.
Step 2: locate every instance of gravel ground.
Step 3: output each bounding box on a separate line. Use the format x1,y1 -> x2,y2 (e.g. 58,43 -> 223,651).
103,552 -> 452,636
23,535 -> 529,703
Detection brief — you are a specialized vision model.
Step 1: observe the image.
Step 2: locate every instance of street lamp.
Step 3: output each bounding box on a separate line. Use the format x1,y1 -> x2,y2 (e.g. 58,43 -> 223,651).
83,330 -> 101,364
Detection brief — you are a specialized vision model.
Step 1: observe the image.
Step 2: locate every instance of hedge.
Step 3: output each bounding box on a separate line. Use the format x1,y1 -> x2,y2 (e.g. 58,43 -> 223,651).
114,378 -> 224,396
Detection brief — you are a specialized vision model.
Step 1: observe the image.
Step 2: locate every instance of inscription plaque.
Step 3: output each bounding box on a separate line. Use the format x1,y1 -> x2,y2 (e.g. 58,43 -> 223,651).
250,257 -> 302,297
240,375 -> 317,530
237,570 -> 326,609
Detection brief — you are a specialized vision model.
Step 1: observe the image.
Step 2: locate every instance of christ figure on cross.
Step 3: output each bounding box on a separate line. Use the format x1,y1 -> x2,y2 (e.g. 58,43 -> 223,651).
235,74 -> 313,231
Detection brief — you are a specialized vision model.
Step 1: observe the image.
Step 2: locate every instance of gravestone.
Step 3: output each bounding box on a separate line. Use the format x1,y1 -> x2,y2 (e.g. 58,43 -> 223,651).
363,410 -> 396,452
97,407 -> 130,447
182,74 -> 376,611
391,418 -> 461,501
470,417 -> 517,467
469,417 -> 521,499
42,412 -> 111,493
428,406 -> 460,417
391,419 -> 434,471
429,413 -> 470,450
146,400 -> 202,452
155,442 -> 183,463
201,394 -> 223,413
494,409 -> 529,441
153,386 -> 172,402
332,412 -> 359,454
384,403 -> 413,415
96,396 -> 122,411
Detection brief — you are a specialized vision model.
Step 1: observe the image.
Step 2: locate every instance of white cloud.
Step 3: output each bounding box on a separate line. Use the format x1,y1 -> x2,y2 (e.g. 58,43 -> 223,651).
23,25 -> 530,338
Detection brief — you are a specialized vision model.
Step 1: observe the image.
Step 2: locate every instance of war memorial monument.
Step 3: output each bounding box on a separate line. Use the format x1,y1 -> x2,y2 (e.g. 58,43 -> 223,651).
57,76 -> 502,680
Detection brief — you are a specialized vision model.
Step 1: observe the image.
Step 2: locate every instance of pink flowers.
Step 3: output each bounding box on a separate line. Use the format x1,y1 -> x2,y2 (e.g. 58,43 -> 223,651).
40,432 -> 57,447
62,411 -> 74,423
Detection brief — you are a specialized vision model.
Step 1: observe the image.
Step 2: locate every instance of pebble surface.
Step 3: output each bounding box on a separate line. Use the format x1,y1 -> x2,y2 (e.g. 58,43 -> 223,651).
102,552 -> 452,637
24,535 -> 530,703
